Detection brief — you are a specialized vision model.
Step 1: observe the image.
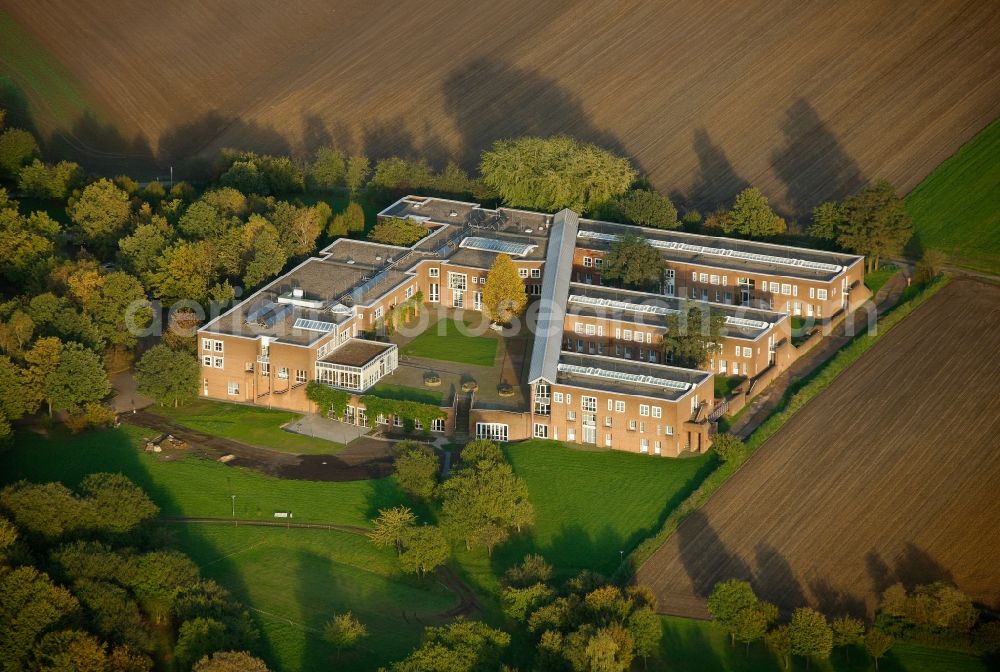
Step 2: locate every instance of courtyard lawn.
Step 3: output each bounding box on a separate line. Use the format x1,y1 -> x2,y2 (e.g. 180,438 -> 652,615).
0,426 -> 405,526
904,118 -> 1000,275
655,616 -> 989,672
714,375 -> 744,399
155,399 -> 345,455
400,318 -> 499,367
367,383 -> 443,406
172,524 -> 454,672
865,264 -> 899,295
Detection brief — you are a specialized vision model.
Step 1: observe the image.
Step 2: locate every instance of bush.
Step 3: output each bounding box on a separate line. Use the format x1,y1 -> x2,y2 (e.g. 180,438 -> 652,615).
613,189 -> 678,229
367,217 -> 427,246
711,433 -> 745,463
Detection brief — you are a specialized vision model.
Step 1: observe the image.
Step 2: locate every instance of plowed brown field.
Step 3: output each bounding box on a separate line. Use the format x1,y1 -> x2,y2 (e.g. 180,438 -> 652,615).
2,0 -> 999,212
637,279 -> 1000,618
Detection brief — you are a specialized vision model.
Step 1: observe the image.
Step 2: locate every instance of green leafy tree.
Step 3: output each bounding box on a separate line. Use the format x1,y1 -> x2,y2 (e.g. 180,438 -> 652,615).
236,215 -> 287,288
789,607 -> 833,668
17,159 -> 83,199
150,240 -> 217,304
440,458 -> 533,554
79,472 -> 160,533
323,612 -> 368,659
0,205 -> 60,284
178,201 -> 228,240
613,189 -> 678,229
724,187 -> 786,237
626,607 -> 662,668
0,565 -> 80,672
864,629 -> 893,671
309,147 -> 346,190
328,201 -> 365,237
837,180 -> 913,272
0,128 -> 39,179
392,442 -> 439,501
43,341 -> 111,416
808,200 -> 845,241
268,201 -> 323,256
135,345 -> 199,407
732,601 -> 778,654
345,155 -> 370,195
174,618 -> 228,672
31,629 -> 108,672
831,615 -> 864,662
73,579 -> 154,652
711,433 -> 745,463
0,355 -> 31,439
501,582 -> 554,622
766,624 -> 793,670
193,651 -> 269,672
390,619 -> 510,672
83,271 -> 152,351
460,439 -> 505,468
601,234 -> 663,290
370,157 -> 436,193
399,525 -> 451,578
118,218 -> 174,283
707,579 -> 760,646
482,254 -> 528,324
661,303 -> 724,368
368,506 -> 416,555
368,217 -> 427,246
480,136 -> 636,212
503,553 -> 553,588
69,179 -> 132,254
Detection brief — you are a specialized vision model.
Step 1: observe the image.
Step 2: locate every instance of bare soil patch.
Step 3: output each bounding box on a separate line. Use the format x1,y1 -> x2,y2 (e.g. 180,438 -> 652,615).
637,279 -> 1000,618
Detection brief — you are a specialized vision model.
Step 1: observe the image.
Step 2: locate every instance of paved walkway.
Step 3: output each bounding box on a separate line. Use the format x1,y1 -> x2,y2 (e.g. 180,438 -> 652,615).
728,271 -> 908,439
284,413 -> 369,444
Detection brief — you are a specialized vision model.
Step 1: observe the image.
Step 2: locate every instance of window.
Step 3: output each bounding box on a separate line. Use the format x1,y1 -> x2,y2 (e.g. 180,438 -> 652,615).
432,418 -> 446,432
518,268 -> 529,278
405,285 -> 415,298
428,267 -> 439,278
743,347 -> 752,358
448,272 -> 467,290
710,274 -> 720,285
604,416 -> 612,427
793,285 -> 798,297
531,268 -> 541,278
554,392 -> 564,403
607,399 -> 614,411
475,423 -> 508,441
377,414 -> 388,425
202,338 -> 212,351
278,367 -> 289,380
202,355 -> 213,367
770,281 -> 780,293
373,306 -> 384,320
691,271 -> 697,281
809,287 -> 815,299
585,324 -> 596,336
639,421 -> 646,433
575,322 -> 584,333
472,276 -> 478,284
595,258 -> 604,268
227,382 -> 239,395
583,256 -> 593,267
665,425 -> 674,436
817,289 -> 828,300
652,406 -> 662,418
534,423 -> 549,439
581,396 -> 597,412
699,273 -> 708,283
597,325 -> 604,337
565,393 -> 571,406
628,419 -> 637,431
623,329 -> 632,341
260,361 -> 269,376
639,404 -> 650,416
213,357 -> 224,368
394,415 -> 404,427
414,419 -> 423,430
615,400 -> 625,413
722,275 -> 728,285
429,283 -> 439,302
296,369 -> 307,383
640,438 -> 649,453
214,340 -> 224,352
781,283 -> 792,295
567,410 -> 577,421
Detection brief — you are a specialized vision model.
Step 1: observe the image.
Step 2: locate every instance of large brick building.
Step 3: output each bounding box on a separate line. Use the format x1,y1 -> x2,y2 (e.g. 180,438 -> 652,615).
198,195 -> 868,456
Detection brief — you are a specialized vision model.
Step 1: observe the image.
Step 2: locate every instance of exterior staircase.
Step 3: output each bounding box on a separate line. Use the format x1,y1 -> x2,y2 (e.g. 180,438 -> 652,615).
452,393 -> 472,443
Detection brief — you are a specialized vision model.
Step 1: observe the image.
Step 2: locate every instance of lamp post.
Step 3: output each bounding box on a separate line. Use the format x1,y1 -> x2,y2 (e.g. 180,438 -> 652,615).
231,494 -> 236,518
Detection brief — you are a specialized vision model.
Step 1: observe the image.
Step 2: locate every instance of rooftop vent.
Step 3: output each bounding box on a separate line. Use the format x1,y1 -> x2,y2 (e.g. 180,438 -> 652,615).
292,287 -> 304,298
449,210 -> 458,217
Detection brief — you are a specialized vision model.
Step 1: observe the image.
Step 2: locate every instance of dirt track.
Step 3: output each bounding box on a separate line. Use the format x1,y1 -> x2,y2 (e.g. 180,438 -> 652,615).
3,1 -> 999,212
636,279 -> 1000,618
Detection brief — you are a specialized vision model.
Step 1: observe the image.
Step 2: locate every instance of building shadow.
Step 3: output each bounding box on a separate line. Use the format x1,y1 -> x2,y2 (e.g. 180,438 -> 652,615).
769,98 -> 865,216
441,57 -> 633,173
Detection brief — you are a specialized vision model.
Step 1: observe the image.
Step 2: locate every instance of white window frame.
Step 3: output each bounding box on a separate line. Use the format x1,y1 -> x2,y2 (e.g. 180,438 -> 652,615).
475,423 -> 508,441
518,268 -> 529,278
817,288 -> 828,300
639,404 -> 650,417
533,423 -> 549,439
615,400 -> 625,413
554,392 -> 564,403
227,382 -> 239,395
428,267 -> 439,278
581,396 -> 597,412
531,268 -> 541,278
652,406 -> 662,419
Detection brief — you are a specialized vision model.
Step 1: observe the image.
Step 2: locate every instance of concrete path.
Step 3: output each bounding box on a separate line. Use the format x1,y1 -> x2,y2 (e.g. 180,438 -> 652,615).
284,413 -> 369,444
728,271 -> 908,439
108,369 -> 154,413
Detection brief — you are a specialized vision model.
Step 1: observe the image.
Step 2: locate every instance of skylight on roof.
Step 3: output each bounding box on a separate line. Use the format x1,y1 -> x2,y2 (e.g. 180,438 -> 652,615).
459,236 -> 537,258
293,318 -> 336,333
724,316 -> 770,331
568,294 -> 680,316
557,363 -> 691,391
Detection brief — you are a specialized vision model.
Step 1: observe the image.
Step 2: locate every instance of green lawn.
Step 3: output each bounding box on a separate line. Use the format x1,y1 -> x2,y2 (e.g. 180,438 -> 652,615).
0,426 -> 402,525
864,264 -> 899,295
155,399 -> 345,455
401,318 -> 500,367
714,375 -> 744,399
655,616 -> 989,672
172,524 -> 454,672
367,383 -> 443,406
905,118 -> 1000,275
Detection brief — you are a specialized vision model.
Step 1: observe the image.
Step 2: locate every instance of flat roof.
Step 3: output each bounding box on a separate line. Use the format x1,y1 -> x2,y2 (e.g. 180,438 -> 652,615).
555,352 -> 709,400
320,339 -> 395,368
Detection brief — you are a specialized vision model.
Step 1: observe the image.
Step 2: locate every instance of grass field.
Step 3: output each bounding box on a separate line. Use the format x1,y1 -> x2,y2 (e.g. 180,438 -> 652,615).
714,375 -> 744,399
638,279 -> 1000,618
401,318 -> 499,367
905,118 -> 1000,275
656,616 -> 989,672
367,383 -> 444,405
155,399 -> 345,455
173,524 -> 455,672
864,264 -> 899,295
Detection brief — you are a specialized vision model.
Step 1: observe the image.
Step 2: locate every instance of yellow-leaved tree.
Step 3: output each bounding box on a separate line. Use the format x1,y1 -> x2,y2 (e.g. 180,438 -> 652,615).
482,253 -> 528,325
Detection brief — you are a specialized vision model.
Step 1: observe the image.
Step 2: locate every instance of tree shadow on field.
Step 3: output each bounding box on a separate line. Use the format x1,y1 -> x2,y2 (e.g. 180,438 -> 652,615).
295,549 -> 336,672
808,576 -> 867,619
0,77 -> 37,133
299,111 -> 355,157
441,57 -> 635,173
753,543 -> 807,614
47,111 -> 156,179
675,128 -> 749,213
492,521 -> 628,582
677,510 -> 753,599
769,98 -> 866,216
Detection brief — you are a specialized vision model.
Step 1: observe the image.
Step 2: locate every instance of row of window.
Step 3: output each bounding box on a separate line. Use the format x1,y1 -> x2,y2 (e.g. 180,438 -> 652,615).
517,268 -> 542,279
694,273 -> 832,300
202,356 -> 224,368
532,422 -> 674,451
201,338 -> 224,353
375,414 -> 447,432
547,391 -> 665,418
581,257 -> 605,268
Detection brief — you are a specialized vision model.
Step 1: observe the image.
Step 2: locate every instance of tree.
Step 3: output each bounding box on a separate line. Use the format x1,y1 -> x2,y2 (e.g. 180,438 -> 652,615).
481,254 -> 528,324
23,336 -> 61,414
711,433 -> 745,463
627,607 -> 662,668
328,201 -> 365,237
392,442 -> 440,501
0,128 -> 38,179
0,565 -> 80,672
368,506 -> 416,555
808,201 -> 845,241
601,234 -> 663,290
0,356 -> 30,438
17,159 -> 83,199
43,341 -> 111,416
345,155 -> 370,195
503,553 -> 553,588
79,472 -> 159,534
236,215 -> 287,288
707,579 -> 759,646
178,201 -> 228,240
480,136 -> 636,213
661,303 -> 724,368
391,619 -> 510,672
323,612 -> 368,659
118,218 -> 173,283
174,618 -> 228,672
440,459 -> 533,554
149,240 -> 217,304
135,345 -> 199,407
914,248 -> 947,284
309,147 -> 346,190
268,201 -> 323,257
766,624 -> 793,670
836,180 -> 912,272
724,187 -> 786,237
368,217 -> 427,246
864,629 -> 893,671
399,525 -> 451,578
193,651 -> 269,672
82,271 -> 152,351
831,615 -> 864,662
732,602 -> 778,654
69,179 -> 132,254
613,189 -> 678,229
789,607 -> 833,668
31,629 -> 107,672
0,205 -> 60,284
